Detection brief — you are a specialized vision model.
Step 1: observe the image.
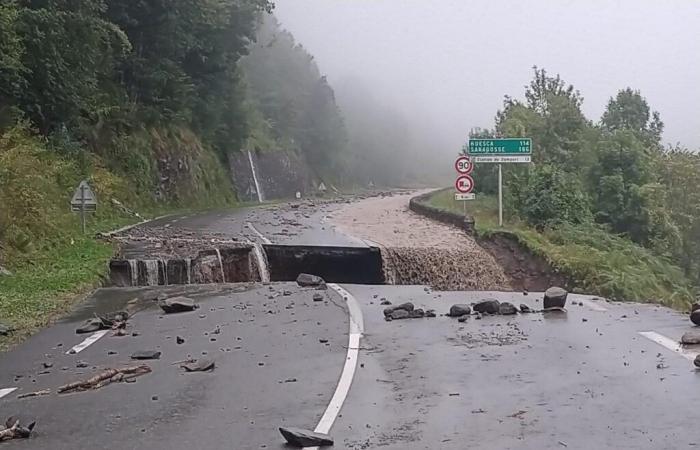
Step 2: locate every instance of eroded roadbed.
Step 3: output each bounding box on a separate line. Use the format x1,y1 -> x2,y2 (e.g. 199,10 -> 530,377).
336,286 -> 700,450
0,283 -> 348,450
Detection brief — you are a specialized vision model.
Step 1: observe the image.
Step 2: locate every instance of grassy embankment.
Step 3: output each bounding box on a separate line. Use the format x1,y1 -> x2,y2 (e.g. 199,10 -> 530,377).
0,126 -> 238,349
422,188 -> 695,309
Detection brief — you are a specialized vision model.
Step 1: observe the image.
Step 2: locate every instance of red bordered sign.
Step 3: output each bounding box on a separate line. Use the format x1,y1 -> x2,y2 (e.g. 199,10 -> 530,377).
455,175 -> 474,193
455,156 -> 474,174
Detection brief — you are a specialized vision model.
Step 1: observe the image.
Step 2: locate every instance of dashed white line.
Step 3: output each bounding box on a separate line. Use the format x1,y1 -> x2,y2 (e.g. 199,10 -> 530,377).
66,330 -> 109,355
639,331 -> 700,361
246,222 -> 272,244
0,388 -> 17,399
307,283 -> 364,446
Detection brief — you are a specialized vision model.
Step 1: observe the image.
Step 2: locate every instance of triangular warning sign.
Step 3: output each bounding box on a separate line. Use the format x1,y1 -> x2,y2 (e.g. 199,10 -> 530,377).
71,180 -> 97,206
318,182 -> 327,192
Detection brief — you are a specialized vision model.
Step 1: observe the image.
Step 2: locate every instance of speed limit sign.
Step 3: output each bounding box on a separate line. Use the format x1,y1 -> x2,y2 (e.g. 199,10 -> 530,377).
455,175 -> 474,193
455,156 -> 474,174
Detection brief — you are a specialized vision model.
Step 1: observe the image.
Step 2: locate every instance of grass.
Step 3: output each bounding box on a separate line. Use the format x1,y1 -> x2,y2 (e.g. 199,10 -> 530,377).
422,188 -> 696,309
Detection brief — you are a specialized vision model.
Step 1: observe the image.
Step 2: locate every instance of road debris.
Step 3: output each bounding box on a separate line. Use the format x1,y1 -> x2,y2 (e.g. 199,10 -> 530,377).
383,302 -> 414,317
0,417 -> 35,441
159,297 -> 198,314
499,302 -> 518,315
691,308 -> 700,326
58,365 -> 152,393
519,304 -> 532,313
181,359 -> 215,372
448,304 -> 471,317
473,299 -> 500,314
130,350 -> 161,360
543,287 -> 568,309
296,273 -> 327,289
681,330 -> 700,345
16,389 -> 50,399
694,355 -> 700,368
75,318 -> 104,334
279,426 -> 334,447
176,336 -> 185,344
312,293 -> 324,302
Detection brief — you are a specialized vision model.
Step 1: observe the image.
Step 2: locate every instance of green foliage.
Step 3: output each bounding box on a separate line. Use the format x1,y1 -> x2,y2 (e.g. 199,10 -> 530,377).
512,165 -> 592,229
601,88 -> 664,146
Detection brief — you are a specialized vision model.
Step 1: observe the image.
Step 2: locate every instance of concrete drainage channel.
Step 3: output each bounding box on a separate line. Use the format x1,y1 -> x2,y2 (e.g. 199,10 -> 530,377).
109,244 -> 385,287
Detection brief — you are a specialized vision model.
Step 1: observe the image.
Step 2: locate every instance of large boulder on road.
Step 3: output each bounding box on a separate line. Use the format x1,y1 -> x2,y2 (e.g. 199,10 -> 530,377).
448,304 -> 471,317
499,302 -> 518,315
279,427 -> 333,447
383,302 -> 414,317
159,297 -> 197,314
473,299 -> 500,314
543,287 -> 568,309
691,309 -> 700,326
682,330 -> 700,345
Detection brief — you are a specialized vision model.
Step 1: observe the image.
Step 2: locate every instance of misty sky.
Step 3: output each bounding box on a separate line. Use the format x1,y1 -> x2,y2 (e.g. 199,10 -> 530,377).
274,0 -> 700,155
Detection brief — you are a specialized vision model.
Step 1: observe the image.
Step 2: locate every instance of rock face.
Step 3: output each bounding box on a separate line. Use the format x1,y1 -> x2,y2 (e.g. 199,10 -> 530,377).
473,299 -> 500,315
543,287 -> 568,309
691,309 -> 700,326
682,331 -> 700,345
499,302 -> 518,315
279,427 -> 334,447
383,302 -> 414,317
159,297 -> 197,314
296,273 -> 326,288
448,304 -> 471,317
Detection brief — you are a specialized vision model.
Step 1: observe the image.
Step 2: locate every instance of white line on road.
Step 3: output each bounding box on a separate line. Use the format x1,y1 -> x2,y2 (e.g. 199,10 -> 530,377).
639,331 -> 700,361
306,284 -> 364,447
246,222 -> 272,244
66,330 -> 109,355
0,388 -> 17,399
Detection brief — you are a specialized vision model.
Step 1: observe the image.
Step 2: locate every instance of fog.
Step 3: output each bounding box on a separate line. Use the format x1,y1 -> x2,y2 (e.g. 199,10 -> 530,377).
274,0 -> 700,178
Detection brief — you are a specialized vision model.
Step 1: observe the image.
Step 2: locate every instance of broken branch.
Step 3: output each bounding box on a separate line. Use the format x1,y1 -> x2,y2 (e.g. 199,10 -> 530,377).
58,365 -> 151,393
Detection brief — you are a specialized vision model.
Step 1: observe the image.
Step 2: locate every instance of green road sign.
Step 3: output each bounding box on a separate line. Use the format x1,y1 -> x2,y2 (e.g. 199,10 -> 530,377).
467,138 -> 532,163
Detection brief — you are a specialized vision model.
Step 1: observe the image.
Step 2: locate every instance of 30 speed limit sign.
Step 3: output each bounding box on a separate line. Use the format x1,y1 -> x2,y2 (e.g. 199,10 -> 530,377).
455,175 -> 474,193
455,156 -> 474,174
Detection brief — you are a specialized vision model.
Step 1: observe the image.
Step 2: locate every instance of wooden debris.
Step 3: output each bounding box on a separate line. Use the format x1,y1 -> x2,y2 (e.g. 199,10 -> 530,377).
0,418 -> 35,441
16,389 -> 50,399
58,365 -> 151,393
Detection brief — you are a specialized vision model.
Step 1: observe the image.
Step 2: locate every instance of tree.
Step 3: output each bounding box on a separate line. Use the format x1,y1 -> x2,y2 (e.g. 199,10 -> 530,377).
0,2 -> 26,128
601,88 -> 663,146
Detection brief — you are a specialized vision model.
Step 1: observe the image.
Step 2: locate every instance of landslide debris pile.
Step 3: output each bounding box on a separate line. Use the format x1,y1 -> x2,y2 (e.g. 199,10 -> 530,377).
381,247 -> 511,291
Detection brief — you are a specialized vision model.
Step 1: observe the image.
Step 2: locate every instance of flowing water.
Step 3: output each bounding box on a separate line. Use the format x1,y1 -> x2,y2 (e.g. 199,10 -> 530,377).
144,260 -> 160,286
160,258 -> 168,285
185,258 -> 192,284
247,150 -> 264,203
214,248 -> 226,283
251,243 -> 270,283
129,260 -> 138,286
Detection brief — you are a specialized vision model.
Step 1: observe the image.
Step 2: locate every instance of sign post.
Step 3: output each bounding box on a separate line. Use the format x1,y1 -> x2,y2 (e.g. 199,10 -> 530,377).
467,138 -> 532,227
454,155 -> 475,218
70,180 -> 97,234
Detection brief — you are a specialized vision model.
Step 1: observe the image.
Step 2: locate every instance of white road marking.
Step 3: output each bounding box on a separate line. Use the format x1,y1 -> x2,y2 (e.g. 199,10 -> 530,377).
639,331 -> 700,361
578,298 -> 608,312
246,222 -> 272,244
66,330 -> 109,355
0,388 -> 17,399
306,284 -> 364,447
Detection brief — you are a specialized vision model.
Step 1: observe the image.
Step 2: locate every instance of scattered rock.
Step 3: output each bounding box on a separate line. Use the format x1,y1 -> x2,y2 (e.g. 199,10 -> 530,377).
76,361 -> 89,368
279,427 -> 334,447
519,304 -> 532,313
691,309 -> 700,326
42,362 -> 53,369
181,359 -> 215,372
76,318 -> 104,334
319,339 -> 328,344
681,330 -> 700,345
0,323 -> 13,336
176,336 -> 185,345
543,287 -> 568,309
296,273 -> 326,289
409,308 -> 425,318
312,293 -> 324,302
383,302 -> 414,317
130,350 -> 161,360
159,297 -> 197,314
694,355 -> 700,369
448,304 -> 471,317
380,299 -> 392,306
458,315 -> 469,323
389,309 -> 410,320
425,309 -> 436,318
499,302 -> 518,315
283,290 -> 292,296
692,303 -> 700,313
473,299 -> 500,314
0,416 -> 36,440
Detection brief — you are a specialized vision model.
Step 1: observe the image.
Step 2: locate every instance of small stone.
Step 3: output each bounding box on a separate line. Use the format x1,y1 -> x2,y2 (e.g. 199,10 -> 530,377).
458,315 -> 469,323
283,291 -> 292,296
107,350 -> 117,355
319,339 -> 328,343
76,361 -> 89,368
159,297 -> 197,314
296,273 -> 326,288
473,299 -> 500,314
543,287 -> 568,309
499,302 -> 518,315
279,427 -> 334,447
519,304 -> 532,313
694,355 -> 700,369
181,359 -> 215,372
380,299 -> 392,306
448,304 -> 471,317
312,293 -> 323,302
42,362 -> 53,369
176,336 -> 185,344
132,331 -> 140,337
425,309 -> 436,318
151,395 -> 158,401
131,350 -> 161,360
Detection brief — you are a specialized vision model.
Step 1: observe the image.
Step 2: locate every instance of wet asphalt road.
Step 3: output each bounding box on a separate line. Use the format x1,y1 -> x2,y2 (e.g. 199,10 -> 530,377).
2,198 -> 700,449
